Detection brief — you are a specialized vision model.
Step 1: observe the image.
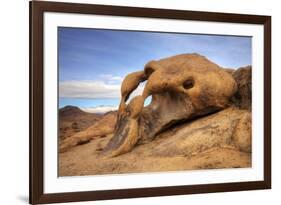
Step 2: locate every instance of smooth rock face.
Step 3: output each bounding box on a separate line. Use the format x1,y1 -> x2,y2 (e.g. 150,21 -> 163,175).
152,107 -> 251,157
103,54 -> 238,157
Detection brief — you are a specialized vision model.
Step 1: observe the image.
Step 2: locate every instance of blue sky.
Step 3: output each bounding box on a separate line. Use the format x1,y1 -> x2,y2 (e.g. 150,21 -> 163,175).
58,27 -> 252,112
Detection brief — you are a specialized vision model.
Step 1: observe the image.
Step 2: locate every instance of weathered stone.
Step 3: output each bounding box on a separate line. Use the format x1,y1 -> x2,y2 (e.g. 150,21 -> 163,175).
232,112 -> 252,152
231,66 -> 252,110
103,53 -> 238,157
59,107 -> 252,176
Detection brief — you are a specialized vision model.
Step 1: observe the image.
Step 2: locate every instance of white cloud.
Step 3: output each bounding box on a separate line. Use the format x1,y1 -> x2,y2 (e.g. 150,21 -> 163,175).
59,80 -> 145,99
59,80 -> 120,98
99,74 -> 123,82
81,105 -> 118,114
110,76 -> 123,81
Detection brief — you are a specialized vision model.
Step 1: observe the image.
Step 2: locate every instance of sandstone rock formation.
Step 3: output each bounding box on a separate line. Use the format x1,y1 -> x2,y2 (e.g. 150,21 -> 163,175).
58,54 -> 252,176
103,54 -> 238,157
59,107 -> 251,176
231,66 -> 252,110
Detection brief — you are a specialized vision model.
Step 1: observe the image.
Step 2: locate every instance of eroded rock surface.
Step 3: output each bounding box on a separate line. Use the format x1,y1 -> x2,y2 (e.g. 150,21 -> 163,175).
231,66 -> 252,110
104,53 -> 238,157
58,54 -> 252,175
59,107 -> 251,176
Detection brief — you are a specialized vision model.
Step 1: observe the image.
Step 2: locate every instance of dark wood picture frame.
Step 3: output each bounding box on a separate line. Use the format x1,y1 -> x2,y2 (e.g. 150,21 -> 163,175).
30,1 -> 271,204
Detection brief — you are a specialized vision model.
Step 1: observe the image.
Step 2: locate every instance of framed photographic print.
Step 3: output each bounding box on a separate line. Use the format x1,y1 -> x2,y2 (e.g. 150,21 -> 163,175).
29,0 -> 271,204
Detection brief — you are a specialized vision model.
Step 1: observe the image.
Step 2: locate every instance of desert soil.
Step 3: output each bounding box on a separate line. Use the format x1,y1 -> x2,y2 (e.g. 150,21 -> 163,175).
59,106 -> 251,176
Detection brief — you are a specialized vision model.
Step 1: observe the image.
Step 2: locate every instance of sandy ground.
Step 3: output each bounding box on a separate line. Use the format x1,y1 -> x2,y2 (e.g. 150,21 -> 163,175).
59,107 -> 251,176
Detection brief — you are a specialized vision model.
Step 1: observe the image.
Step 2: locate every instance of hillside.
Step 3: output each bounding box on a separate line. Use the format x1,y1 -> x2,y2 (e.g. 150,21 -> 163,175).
59,106 -> 102,140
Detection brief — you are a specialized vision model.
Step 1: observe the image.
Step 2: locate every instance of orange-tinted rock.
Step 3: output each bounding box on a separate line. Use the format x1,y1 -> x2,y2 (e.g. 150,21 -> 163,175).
104,54 -> 237,157
231,66 -> 252,110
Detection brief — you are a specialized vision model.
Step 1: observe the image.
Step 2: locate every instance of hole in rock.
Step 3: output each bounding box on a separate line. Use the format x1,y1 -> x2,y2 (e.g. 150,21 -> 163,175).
183,78 -> 194,89
144,96 -> 152,107
126,81 -> 146,104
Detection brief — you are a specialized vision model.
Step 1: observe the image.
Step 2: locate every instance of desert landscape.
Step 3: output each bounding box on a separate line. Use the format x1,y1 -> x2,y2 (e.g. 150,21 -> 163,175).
59,54 -> 252,176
